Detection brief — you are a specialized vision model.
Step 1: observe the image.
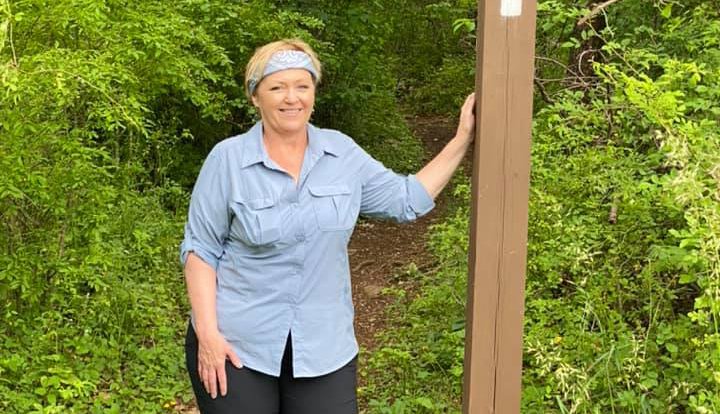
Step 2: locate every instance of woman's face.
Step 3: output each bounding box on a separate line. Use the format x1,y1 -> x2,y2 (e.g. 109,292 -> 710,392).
252,69 -> 315,137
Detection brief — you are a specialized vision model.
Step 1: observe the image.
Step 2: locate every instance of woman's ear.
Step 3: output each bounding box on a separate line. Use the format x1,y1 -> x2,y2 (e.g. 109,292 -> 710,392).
251,94 -> 259,108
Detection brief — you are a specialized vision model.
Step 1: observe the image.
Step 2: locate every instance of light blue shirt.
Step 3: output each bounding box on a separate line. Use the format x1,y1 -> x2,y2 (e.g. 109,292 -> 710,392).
180,122 -> 434,377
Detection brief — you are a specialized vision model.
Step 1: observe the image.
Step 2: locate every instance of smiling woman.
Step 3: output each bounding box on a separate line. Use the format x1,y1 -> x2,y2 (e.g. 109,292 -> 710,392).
180,38 -> 475,414
252,68 -> 317,171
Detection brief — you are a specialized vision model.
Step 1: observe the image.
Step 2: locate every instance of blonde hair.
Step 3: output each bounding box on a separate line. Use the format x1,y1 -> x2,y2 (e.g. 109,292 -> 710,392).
244,39 -> 322,99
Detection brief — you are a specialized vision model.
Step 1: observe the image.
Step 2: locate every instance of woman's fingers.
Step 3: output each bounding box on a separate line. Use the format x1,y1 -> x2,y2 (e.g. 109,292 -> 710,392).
200,361 -> 226,398
465,92 -> 475,105
227,348 -> 243,369
216,364 -> 228,397
198,351 -> 221,398
457,92 -> 476,140
463,93 -> 476,118
202,360 -> 230,398
225,341 -> 243,369
197,336 -> 243,399
200,363 -> 217,398
208,366 -> 218,398
218,341 -> 242,395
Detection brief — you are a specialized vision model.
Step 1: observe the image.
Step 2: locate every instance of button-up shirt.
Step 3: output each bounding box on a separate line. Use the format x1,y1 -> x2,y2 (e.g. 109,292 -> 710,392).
180,122 -> 434,377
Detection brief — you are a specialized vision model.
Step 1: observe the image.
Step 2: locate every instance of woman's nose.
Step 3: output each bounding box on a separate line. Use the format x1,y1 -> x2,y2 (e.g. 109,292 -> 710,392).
284,89 -> 298,102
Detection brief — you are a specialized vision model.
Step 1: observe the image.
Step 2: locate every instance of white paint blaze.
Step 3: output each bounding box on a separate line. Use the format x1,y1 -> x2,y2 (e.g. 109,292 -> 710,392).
501,0 -> 522,16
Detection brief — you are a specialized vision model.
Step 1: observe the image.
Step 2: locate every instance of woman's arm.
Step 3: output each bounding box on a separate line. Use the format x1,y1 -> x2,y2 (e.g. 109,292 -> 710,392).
180,150 -> 240,398
416,93 -> 476,199
185,252 -> 220,341
185,252 -> 242,399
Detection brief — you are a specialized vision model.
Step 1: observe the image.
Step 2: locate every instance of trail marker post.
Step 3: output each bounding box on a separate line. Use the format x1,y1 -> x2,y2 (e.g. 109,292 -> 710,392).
462,0 -> 537,413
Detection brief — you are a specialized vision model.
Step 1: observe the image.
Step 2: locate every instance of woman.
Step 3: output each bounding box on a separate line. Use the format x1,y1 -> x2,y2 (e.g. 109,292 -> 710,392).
181,38 -> 475,413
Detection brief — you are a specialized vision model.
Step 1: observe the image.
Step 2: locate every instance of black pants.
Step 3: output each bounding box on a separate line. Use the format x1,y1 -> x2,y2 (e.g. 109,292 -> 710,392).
185,322 -> 358,414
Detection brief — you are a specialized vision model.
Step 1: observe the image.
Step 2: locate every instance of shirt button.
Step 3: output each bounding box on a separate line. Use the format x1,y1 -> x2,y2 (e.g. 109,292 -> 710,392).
296,234 -> 305,242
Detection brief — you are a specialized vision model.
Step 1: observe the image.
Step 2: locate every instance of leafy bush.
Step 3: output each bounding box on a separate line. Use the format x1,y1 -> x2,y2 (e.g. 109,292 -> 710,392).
363,2 -> 720,413
1,0 -> 432,410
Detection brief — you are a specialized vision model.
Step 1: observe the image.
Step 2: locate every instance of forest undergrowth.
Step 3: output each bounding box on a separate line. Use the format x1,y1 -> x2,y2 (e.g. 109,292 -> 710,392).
362,1 -> 720,413
1,0 -> 719,413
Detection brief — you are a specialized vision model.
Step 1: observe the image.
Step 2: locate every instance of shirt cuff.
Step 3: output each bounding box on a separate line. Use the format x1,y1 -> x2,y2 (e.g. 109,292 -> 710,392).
407,174 -> 435,217
180,237 -> 220,270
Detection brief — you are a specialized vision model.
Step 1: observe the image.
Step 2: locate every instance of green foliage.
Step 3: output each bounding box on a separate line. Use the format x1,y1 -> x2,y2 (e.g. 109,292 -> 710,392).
410,55 -> 474,115
277,0 -> 426,172
363,1 -> 720,413
362,183 -> 469,412
3,0 -> 719,411
0,0 -> 427,411
390,1 -> 477,116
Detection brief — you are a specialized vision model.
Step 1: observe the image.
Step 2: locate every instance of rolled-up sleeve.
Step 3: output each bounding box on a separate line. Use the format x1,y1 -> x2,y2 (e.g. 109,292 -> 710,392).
179,151 -> 230,270
359,153 -> 435,223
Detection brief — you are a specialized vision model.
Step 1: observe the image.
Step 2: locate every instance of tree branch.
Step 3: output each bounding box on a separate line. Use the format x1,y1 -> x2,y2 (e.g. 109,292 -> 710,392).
577,0 -> 623,28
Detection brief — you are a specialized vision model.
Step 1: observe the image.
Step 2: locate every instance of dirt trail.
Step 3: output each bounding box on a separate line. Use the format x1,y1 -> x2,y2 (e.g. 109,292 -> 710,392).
350,115 -> 457,353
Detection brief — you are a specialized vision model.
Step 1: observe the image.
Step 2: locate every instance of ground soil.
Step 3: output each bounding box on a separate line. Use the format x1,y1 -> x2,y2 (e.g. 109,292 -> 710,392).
350,115 -> 457,355
176,115 -> 459,413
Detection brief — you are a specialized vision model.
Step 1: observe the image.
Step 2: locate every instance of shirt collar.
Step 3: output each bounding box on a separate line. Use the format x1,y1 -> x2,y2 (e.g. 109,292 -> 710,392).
239,122 -> 265,169
307,123 -> 341,158
240,122 -> 341,169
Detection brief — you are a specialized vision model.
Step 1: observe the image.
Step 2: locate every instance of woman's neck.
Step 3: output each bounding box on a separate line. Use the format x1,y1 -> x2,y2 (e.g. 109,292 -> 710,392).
262,124 -> 308,151
261,123 -> 308,184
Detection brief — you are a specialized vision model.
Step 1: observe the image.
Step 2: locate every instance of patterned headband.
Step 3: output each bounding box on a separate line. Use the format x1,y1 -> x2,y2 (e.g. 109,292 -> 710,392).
248,50 -> 319,95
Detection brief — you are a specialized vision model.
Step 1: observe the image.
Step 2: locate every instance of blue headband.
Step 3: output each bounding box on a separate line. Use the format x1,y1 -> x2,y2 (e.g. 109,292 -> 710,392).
248,50 -> 318,95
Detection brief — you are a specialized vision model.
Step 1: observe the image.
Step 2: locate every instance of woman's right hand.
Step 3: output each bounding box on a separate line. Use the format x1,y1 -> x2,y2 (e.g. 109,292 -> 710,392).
197,329 -> 243,398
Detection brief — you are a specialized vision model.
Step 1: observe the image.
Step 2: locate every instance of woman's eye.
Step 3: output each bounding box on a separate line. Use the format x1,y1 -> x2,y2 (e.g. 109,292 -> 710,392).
269,86 -> 282,91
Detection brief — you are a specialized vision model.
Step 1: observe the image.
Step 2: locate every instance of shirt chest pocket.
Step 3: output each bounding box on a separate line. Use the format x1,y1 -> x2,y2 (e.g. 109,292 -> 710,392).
230,197 -> 282,246
308,184 -> 356,231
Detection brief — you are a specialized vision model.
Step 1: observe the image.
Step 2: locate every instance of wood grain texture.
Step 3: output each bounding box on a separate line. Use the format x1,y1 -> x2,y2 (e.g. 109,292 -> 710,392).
463,1 -> 537,412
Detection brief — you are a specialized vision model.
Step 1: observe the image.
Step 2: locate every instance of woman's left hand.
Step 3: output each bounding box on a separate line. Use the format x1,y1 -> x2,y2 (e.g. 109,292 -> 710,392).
415,91 -> 477,199
455,92 -> 476,143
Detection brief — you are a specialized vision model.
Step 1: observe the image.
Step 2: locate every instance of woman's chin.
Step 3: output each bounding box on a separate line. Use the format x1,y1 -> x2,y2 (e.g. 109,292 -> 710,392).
265,119 -> 309,135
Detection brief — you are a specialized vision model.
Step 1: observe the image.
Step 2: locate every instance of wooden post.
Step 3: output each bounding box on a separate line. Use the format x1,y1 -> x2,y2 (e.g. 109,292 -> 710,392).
462,0 -> 537,413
